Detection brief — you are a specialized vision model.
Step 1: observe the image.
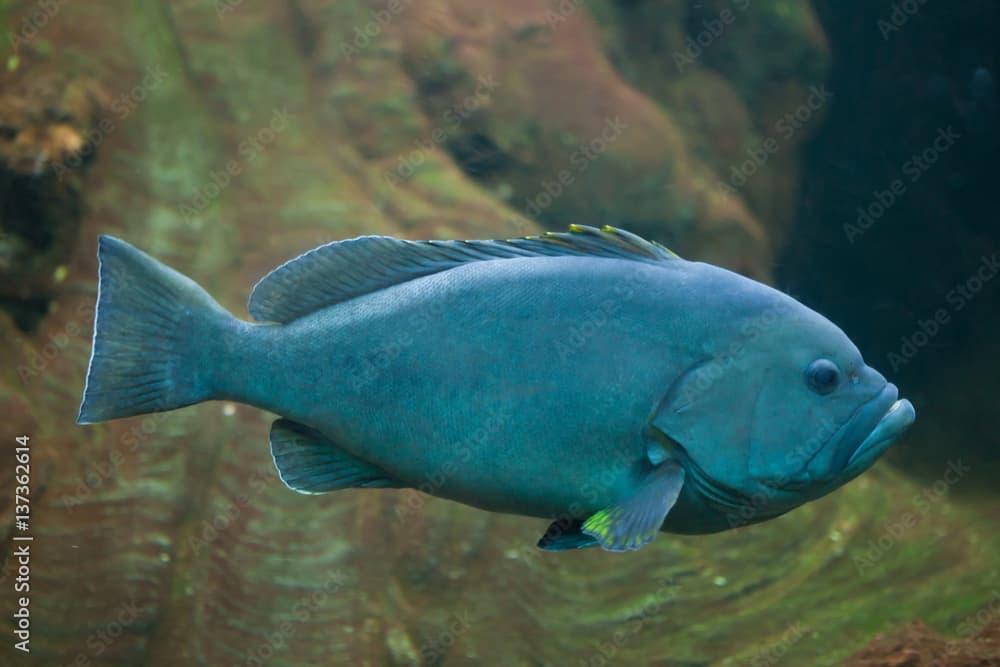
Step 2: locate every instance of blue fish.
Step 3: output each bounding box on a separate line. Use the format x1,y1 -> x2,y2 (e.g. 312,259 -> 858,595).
78,225 -> 915,552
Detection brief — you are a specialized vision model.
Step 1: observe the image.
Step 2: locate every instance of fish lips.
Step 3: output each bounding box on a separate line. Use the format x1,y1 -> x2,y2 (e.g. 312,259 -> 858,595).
844,395 -> 915,471
806,383 -> 915,483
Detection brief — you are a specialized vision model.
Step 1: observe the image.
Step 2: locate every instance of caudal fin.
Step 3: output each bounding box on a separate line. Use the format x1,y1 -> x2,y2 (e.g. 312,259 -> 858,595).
77,236 -> 234,424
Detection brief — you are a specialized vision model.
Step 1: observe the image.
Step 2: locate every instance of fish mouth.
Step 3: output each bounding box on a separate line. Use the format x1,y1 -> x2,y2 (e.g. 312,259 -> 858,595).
764,384 -> 915,495
845,396 -> 916,470
803,383 -> 914,483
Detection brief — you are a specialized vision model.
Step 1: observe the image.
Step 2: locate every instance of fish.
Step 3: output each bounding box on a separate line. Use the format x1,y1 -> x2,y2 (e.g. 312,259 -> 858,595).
77,225 -> 915,552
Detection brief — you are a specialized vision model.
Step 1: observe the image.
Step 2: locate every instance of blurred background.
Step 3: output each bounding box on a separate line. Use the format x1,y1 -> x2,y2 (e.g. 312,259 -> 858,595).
1,0 -> 997,665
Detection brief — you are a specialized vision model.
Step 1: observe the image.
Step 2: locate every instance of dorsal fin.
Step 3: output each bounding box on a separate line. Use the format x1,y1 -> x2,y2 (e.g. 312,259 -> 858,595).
248,224 -> 680,323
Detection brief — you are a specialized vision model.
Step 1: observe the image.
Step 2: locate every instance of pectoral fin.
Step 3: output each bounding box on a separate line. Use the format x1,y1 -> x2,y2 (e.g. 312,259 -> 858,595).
270,419 -> 403,494
581,462 -> 685,552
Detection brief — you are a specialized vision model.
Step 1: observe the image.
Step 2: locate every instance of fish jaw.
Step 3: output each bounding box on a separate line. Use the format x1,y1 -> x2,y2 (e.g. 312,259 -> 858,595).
803,383 -> 914,485
797,383 -> 892,484
845,397 -> 916,471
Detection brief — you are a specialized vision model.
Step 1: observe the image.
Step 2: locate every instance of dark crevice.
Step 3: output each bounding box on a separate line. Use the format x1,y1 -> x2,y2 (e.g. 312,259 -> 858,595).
782,0 -> 1000,490
286,0 -> 319,59
0,67 -> 96,333
0,167 -> 84,332
446,131 -> 512,180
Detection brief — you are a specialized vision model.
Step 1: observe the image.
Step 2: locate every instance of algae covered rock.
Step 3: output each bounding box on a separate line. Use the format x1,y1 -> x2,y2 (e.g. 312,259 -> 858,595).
392,0 -> 785,279
1,1 -> 997,666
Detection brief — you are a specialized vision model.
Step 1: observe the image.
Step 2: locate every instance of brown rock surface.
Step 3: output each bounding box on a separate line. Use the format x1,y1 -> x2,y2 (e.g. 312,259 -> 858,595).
1,2 -> 997,667
846,620 -> 1000,667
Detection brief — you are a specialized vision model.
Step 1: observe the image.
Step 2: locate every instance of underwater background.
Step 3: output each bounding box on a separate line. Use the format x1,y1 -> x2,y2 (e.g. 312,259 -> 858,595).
1,0 -> 998,665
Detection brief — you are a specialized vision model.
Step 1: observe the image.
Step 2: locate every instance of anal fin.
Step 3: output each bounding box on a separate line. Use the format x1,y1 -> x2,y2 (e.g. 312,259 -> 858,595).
269,419 -> 402,494
582,461 -> 685,552
537,519 -> 599,551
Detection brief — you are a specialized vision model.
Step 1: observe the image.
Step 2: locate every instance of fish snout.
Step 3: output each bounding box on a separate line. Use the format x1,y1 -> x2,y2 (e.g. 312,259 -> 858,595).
809,382 -> 914,482
846,393 -> 915,469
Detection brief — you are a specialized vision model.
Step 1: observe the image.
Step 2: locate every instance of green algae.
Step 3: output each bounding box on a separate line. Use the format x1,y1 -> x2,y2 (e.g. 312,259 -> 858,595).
1,1 -> 995,665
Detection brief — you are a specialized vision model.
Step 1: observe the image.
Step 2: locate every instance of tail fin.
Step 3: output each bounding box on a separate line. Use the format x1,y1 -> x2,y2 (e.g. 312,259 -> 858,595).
77,236 -> 235,424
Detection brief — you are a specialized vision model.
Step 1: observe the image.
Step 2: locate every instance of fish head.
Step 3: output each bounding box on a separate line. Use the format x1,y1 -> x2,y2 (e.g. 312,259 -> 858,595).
652,300 -> 915,517
742,313 -> 916,499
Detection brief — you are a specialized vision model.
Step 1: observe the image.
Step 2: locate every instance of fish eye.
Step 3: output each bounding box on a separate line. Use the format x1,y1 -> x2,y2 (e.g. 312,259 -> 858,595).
805,359 -> 840,395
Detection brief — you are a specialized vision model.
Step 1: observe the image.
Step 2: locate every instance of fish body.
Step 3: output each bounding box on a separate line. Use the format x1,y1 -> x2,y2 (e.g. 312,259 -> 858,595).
78,226 -> 915,551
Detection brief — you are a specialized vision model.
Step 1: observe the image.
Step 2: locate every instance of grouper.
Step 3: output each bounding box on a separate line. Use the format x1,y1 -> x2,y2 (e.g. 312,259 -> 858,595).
77,225 -> 915,552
